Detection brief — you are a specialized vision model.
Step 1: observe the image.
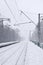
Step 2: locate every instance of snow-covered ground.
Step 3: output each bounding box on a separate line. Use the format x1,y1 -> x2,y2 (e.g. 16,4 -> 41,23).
0,41 -> 43,65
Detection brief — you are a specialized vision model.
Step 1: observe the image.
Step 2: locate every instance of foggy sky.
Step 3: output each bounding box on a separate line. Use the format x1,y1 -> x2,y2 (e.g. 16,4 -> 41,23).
0,0 -> 43,40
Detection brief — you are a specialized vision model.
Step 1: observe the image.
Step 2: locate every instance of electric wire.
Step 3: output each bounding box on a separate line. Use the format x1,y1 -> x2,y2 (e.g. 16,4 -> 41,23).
4,0 -> 37,27
4,0 -> 17,22
14,0 -> 37,27
20,10 -> 37,26
14,21 -> 36,26
14,21 -> 31,26
14,10 -> 37,26
1,42 -> 24,65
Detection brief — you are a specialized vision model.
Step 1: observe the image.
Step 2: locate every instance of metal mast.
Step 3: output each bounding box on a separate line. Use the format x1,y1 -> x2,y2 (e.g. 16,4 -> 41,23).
38,13 -> 40,46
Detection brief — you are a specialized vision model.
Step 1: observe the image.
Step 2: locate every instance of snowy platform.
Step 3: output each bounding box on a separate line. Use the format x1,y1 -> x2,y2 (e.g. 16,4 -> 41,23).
0,41 -> 43,65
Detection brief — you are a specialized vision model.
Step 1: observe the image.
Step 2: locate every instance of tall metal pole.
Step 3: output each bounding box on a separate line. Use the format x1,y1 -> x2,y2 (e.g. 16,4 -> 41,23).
38,13 -> 40,46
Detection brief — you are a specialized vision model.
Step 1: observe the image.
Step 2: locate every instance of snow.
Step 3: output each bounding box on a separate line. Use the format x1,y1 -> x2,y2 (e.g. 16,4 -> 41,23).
25,41 -> 43,65
0,41 -> 43,65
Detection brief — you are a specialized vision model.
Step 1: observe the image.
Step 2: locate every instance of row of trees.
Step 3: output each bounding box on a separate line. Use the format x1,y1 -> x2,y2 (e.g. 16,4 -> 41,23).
0,25 -> 20,43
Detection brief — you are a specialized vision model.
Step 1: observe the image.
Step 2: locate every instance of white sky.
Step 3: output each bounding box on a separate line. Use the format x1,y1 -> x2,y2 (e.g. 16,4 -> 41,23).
18,0 -> 43,13
0,0 -> 43,40
0,1 -> 43,65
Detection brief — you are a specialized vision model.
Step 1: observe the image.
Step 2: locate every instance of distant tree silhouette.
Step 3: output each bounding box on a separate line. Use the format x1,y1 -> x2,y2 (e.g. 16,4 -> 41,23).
31,21 -> 43,44
0,25 -> 20,43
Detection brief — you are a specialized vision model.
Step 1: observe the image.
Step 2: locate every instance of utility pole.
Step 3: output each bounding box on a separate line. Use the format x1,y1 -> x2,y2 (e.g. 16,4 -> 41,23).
38,13 -> 40,46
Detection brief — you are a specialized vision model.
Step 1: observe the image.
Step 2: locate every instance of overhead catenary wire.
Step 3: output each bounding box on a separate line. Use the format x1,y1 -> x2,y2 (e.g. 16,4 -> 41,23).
14,20 -> 36,26
4,0 -> 37,27
14,0 -> 38,26
20,10 -> 37,26
1,42 -> 24,65
14,10 -> 37,26
4,0 -> 17,22
14,21 -> 32,26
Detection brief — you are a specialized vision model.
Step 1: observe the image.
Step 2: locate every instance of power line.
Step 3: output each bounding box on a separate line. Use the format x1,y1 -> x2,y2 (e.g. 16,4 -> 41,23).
14,10 -> 37,26
4,0 -> 17,22
14,21 -> 31,26
4,0 -> 37,27
1,42 -> 24,65
40,13 -> 43,15
14,21 -> 36,26
20,10 -> 37,26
